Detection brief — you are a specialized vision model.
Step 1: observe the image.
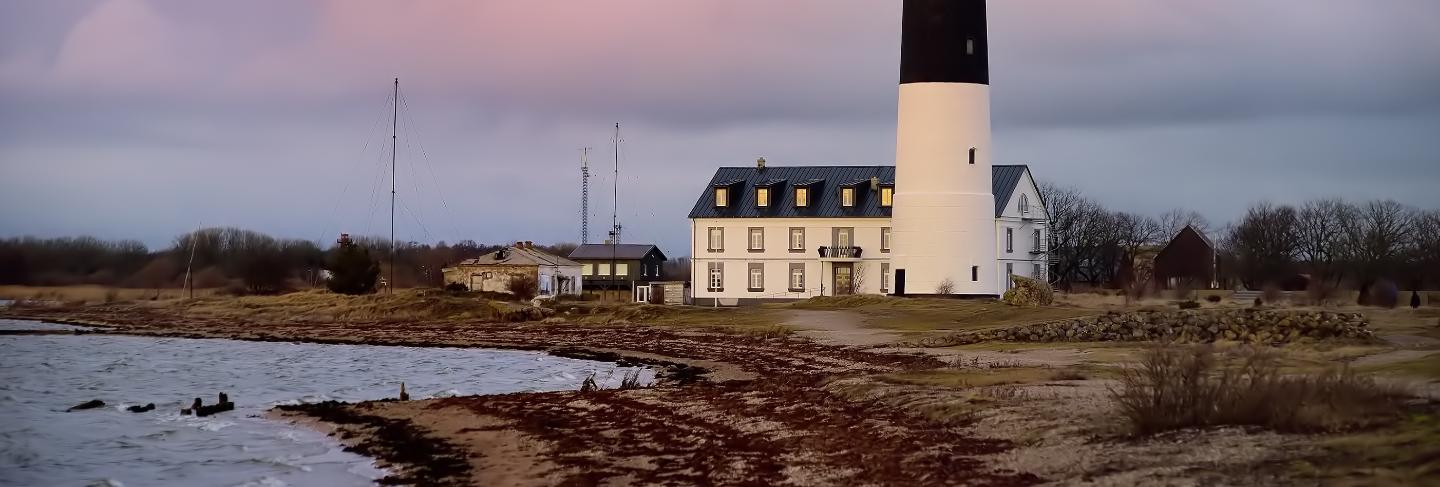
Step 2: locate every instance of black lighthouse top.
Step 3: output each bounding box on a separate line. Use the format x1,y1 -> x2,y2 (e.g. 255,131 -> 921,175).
900,0 -> 989,85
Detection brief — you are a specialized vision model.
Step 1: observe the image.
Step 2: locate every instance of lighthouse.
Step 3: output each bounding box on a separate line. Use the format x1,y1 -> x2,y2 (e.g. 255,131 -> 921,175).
890,0 -> 998,296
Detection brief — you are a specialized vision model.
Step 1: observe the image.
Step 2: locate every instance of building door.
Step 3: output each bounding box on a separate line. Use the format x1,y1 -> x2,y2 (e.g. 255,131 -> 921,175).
833,263 -> 854,295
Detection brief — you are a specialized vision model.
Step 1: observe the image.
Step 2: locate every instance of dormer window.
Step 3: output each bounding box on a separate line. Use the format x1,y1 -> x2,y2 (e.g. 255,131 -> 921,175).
756,187 -> 770,208
715,187 -> 729,207
880,186 -> 894,207
795,187 -> 810,207
841,187 -> 856,207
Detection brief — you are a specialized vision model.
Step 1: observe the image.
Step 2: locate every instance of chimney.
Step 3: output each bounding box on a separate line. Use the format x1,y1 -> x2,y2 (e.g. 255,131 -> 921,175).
756,157 -> 766,169
515,241 -> 524,248
524,240 -> 534,249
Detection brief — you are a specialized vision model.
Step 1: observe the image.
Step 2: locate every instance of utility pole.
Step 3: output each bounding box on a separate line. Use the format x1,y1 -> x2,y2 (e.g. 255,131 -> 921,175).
390,77 -> 398,294
609,123 -> 622,301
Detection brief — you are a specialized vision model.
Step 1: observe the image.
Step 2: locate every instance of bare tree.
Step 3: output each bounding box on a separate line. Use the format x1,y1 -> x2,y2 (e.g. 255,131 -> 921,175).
1159,209 -> 1213,241
850,261 -> 870,294
1342,199 -> 1415,283
1226,202 -> 1299,288
1408,210 -> 1440,287
1294,198 -> 1351,284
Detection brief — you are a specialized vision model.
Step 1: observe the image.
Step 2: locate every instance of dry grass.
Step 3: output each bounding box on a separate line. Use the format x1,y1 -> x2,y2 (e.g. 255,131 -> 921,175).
881,367 -> 1059,389
1293,412 -> 1440,484
552,302 -> 785,332
152,288 -> 531,323
788,296 -> 1096,333
1112,345 -> 1412,435
0,285 -> 223,304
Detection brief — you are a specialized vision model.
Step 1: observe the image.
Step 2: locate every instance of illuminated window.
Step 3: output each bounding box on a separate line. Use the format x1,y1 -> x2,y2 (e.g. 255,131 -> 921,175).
880,187 -> 893,207
615,263 -> 628,276
598,263 -> 611,276
841,187 -> 855,207
715,187 -> 729,207
795,187 -> 810,207
756,187 -> 770,207
581,264 -> 593,276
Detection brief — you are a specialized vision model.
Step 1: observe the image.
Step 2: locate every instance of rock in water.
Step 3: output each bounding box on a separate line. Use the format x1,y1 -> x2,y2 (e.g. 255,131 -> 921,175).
126,403 -> 155,413
68,399 -> 105,411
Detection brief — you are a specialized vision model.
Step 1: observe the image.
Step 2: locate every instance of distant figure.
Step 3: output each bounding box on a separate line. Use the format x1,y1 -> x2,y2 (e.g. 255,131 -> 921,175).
1412,290 -> 1422,309
399,382 -> 410,401
126,403 -> 156,413
67,399 -> 105,412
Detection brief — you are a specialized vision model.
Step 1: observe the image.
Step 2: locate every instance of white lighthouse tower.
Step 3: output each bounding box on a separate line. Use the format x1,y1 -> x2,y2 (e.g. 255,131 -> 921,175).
890,0 -> 998,296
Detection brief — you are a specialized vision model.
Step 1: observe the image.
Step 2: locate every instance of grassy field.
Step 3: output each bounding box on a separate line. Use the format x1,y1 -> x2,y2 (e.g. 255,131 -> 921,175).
0,285 -> 223,304
789,295 -> 1098,333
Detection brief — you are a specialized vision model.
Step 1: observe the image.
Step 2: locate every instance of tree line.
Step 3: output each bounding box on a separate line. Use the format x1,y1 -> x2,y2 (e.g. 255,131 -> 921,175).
1041,183 -> 1440,291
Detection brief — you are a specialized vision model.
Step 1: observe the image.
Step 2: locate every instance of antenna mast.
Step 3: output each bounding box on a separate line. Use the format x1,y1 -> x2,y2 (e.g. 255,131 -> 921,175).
609,123 -> 622,244
389,77 -> 398,294
580,147 -> 591,244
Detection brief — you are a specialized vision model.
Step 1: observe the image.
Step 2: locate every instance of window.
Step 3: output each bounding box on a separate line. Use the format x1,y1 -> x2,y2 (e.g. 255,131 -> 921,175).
881,227 -> 892,252
833,227 -> 853,248
841,187 -> 855,207
1033,229 -> 1043,252
795,187 -> 810,207
881,263 -> 891,293
966,37 -> 975,55
615,263 -> 629,276
748,263 -> 764,292
968,147 -> 977,165
715,187 -> 729,207
971,265 -> 979,282
789,227 -> 806,252
582,264 -> 594,276
1019,194 -> 1030,215
880,186 -> 893,207
789,263 -> 806,291
1006,227 -> 1014,253
748,227 -> 765,252
1006,263 -> 1015,289
707,227 -> 724,252
598,263 -> 611,276
1033,263 -> 1043,281
707,262 -> 723,291
756,187 -> 770,208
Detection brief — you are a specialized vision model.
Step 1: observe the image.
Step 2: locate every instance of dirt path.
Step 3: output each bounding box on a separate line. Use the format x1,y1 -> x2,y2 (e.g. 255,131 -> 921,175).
785,309 -> 903,348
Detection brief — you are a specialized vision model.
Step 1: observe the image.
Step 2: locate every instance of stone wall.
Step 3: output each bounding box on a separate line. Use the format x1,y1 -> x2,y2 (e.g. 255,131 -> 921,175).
934,309 -> 1373,346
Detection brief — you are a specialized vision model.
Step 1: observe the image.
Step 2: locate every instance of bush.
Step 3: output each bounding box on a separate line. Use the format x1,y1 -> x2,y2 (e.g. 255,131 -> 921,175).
1177,300 -> 1201,310
508,274 -> 539,301
935,279 -> 956,295
1370,279 -> 1400,308
443,282 -> 468,292
1412,291 -> 1422,309
1110,346 -> 1408,435
326,244 -> 380,295
1262,284 -> 1283,305
1306,280 -> 1342,307
1206,295 -> 1222,303
1002,275 -> 1054,307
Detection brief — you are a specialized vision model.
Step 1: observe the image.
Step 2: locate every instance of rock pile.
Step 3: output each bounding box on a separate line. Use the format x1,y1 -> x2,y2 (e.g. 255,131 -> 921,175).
944,309 -> 1373,345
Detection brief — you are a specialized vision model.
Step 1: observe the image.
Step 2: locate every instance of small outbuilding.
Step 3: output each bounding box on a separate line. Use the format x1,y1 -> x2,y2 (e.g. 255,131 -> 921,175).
1153,225 -> 1217,290
442,242 -> 581,297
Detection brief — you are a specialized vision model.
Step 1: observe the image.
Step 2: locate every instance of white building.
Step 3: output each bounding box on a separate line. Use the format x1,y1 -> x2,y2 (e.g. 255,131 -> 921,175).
687,164 -> 1047,306
687,0 -> 1047,305
441,243 -> 582,298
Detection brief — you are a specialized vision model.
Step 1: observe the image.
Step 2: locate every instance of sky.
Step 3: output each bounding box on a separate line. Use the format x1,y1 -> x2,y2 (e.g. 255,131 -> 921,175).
2,0 -> 1438,255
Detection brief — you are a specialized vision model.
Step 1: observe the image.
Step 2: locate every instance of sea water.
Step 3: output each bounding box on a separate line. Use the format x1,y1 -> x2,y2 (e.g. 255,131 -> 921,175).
0,319 -> 652,486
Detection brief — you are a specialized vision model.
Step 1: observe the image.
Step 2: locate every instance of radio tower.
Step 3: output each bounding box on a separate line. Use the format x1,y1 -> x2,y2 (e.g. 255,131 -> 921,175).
579,147 -> 592,244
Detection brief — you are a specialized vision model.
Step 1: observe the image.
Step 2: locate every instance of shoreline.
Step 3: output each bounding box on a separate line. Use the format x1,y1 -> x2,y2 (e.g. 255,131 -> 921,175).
0,306 -> 1041,486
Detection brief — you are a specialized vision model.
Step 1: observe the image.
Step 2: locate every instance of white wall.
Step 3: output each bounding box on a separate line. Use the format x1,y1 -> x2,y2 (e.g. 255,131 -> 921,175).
890,82 -> 998,296
538,265 -> 583,297
691,217 -> 893,302
994,168 -> 1049,291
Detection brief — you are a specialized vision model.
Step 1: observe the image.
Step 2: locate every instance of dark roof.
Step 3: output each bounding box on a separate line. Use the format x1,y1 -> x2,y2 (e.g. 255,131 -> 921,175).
688,165 -> 1029,219
568,244 -> 666,261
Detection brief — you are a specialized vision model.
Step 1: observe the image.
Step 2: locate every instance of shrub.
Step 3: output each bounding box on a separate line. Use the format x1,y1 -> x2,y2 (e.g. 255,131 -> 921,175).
326,244 -> 380,295
1002,275 -> 1054,307
1306,280 -> 1342,307
443,282 -> 468,292
1177,300 -> 1201,310
1411,291 -> 1421,309
1253,297 -> 1263,308
1206,295 -> 1222,303
508,274 -> 540,301
1370,279 -> 1399,308
1110,346 -> 1408,435
1262,285 -> 1283,305
935,279 -> 956,295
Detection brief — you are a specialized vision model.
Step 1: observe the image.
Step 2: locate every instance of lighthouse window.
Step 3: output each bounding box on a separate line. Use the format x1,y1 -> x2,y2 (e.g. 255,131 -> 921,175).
968,148 -> 976,165
715,187 -> 729,207
966,38 -> 975,55
971,266 -> 979,282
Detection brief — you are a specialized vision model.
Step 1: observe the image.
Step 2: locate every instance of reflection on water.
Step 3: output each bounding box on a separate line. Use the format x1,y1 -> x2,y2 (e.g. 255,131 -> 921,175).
0,319 -> 652,486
